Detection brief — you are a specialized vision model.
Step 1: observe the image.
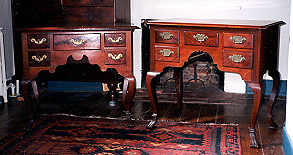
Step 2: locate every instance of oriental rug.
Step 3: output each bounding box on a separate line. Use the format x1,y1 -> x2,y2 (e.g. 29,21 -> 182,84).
0,115 -> 241,154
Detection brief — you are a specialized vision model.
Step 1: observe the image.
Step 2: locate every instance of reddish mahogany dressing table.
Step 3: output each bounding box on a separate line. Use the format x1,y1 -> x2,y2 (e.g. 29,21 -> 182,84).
145,19 -> 285,148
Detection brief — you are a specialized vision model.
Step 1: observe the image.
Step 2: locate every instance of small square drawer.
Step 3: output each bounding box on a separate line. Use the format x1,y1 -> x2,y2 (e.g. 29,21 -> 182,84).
53,34 -> 101,51
105,49 -> 126,65
61,0 -> 114,6
28,51 -> 50,67
155,46 -> 179,62
105,33 -> 126,47
184,31 -> 218,47
223,51 -> 253,69
223,33 -> 253,49
155,29 -> 179,44
27,34 -> 50,49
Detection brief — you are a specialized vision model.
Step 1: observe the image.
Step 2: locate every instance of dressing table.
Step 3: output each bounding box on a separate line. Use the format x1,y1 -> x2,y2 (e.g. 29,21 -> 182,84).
145,19 -> 285,148
12,0 -> 138,125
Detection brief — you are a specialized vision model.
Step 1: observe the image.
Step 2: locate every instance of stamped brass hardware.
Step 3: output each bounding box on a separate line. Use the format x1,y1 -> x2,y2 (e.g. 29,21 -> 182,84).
31,38 -> 46,45
160,32 -> 173,40
31,55 -> 48,62
108,53 -> 123,60
70,39 -> 85,45
229,35 -> 246,44
160,49 -> 174,57
193,34 -> 208,42
108,37 -> 123,43
229,54 -> 246,63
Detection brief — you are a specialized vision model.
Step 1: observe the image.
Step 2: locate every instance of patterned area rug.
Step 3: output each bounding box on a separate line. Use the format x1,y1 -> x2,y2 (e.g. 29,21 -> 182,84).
0,115 -> 241,154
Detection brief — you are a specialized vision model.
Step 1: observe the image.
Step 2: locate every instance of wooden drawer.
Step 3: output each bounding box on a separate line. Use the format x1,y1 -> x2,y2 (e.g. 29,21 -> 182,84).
63,7 -> 115,24
50,50 -> 103,66
155,29 -> 179,44
53,34 -> 101,50
155,46 -> 179,62
28,51 -> 50,67
61,0 -> 114,6
184,31 -> 218,47
105,33 -> 126,47
27,34 -> 50,49
223,51 -> 253,69
14,0 -> 60,7
223,33 -> 253,49
105,50 -> 126,65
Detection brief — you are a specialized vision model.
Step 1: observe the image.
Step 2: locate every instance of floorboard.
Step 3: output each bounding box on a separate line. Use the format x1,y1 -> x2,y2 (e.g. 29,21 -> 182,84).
0,82 -> 286,154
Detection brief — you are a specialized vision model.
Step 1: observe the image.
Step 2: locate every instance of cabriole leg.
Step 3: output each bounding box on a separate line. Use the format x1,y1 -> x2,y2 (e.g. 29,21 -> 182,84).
146,72 -> 160,130
247,82 -> 263,148
122,74 -> 136,127
267,70 -> 280,129
21,80 -> 34,131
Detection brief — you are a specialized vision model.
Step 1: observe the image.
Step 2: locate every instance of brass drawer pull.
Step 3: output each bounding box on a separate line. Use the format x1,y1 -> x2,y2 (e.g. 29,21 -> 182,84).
229,36 -> 246,44
160,32 -> 173,40
108,37 -> 123,43
229,54 -> 246,63
70,39 -> 85,45
31,38 -> 46,45
193,34 -> 208,42
108,53 -> 123,60
32,55 -> 48,62
160,49 -> 174,57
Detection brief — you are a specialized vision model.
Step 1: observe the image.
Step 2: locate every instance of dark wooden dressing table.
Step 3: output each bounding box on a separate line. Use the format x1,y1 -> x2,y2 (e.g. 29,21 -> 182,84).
145,19 -> 285,148
12,0 -> 138,126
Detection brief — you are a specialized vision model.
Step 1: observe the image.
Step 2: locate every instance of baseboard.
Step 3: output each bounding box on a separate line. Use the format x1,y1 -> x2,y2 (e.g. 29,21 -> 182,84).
283,123 -> 293,155
246,80 -> 287,96
46,81 -> 103,92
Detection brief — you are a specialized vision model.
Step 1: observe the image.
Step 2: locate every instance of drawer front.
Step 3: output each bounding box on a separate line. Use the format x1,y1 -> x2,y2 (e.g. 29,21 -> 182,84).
105,49 -> 126,65
223,33 -> 253,49
105,33 -> 126,47
63,7 -> 114,24
62,0 -> 114,6
28,51 -> 50,67
54,34 -> 101,50
27,34 -> 50,49
155,29 -> 179,44
155,46 -> 179,62
50,50 -> 103,67
184,31 -> 218,47
223,51 -> 253,69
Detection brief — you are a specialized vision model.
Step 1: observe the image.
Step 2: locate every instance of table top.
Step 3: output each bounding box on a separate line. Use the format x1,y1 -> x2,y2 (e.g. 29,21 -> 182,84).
146,19 -> 285,29
15,23 -> 139,31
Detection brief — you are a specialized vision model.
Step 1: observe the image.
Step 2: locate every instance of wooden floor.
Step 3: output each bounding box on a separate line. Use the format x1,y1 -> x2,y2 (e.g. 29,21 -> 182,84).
0,82 -> 286,154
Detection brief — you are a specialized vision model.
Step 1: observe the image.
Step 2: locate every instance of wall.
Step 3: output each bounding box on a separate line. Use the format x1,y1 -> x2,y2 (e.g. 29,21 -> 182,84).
0,0 -> 15,79
131,0 -> 290,92
284,0 -> 293,153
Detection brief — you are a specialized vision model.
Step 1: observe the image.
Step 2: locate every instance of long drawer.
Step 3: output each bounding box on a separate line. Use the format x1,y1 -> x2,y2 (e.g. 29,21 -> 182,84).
61,0 -> 114,6
53,34 -> 101,50
184,31 -> 218,47
62,7 -> 115,24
